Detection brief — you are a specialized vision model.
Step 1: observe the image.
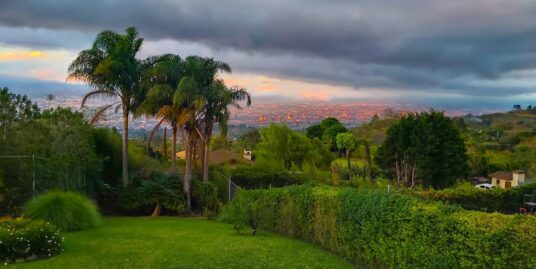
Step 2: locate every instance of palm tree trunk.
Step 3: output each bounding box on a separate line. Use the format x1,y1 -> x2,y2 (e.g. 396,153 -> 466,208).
151,202 -> 161,217
183,136 -> 193,213
172,125 -> 177,171
121,107 -> 129,187
193,138 -> 199,170
203,139 -> 210,182
163,127 -> 168,160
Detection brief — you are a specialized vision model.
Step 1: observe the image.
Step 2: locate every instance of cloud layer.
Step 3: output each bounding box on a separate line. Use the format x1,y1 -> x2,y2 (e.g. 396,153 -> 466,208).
1,0 -> 536,105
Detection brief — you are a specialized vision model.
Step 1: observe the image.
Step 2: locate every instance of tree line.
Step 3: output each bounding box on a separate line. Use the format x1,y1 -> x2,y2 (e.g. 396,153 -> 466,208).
68,27 -> 250,212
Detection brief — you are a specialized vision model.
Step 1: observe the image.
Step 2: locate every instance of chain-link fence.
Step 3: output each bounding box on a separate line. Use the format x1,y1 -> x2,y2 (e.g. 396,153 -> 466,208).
0,154 -> 89,198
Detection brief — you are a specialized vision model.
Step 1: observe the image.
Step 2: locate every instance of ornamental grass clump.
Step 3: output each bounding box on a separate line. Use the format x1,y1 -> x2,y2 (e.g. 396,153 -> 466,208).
0,219 -> 63,264
24,191 -> 101,231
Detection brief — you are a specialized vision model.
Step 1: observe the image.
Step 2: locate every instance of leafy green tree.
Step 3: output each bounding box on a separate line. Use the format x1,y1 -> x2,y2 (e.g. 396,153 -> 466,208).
320,117 -> 341,130
322,124 -> 348,151
210,135 -> 232,151
68,27 -> 145,187
336,132 -> 357,170
256,124 -> 330,169
0,89 -> 101,213
236,130 -> 260,150
376,111 -> 468,188
306,124 -> 324,139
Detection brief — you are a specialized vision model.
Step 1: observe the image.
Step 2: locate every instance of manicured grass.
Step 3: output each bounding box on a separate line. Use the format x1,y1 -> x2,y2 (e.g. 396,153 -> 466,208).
8,217 -> 353,269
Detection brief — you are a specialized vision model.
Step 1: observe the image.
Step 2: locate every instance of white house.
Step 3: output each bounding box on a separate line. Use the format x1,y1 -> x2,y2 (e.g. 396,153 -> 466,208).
243,149 -> 252,161
490,170 -> 525,189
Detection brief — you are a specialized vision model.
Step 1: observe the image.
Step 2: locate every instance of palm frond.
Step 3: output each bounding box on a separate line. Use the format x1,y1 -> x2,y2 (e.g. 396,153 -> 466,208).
81,90 -> 116,108
147,117 -> 165,151
89,102 -> 119,124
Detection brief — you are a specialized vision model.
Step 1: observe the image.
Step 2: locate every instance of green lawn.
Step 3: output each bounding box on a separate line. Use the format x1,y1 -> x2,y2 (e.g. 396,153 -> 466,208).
8,217 -> 353,269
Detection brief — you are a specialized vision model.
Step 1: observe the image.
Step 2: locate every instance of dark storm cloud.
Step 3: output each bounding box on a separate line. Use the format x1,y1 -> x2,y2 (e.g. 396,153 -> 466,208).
2,0 -> 536,97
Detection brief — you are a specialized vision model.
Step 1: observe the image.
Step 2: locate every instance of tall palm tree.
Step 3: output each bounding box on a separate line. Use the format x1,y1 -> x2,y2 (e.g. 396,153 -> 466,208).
197,81 -> 250,182
68,27 -> 144,187
178,56 -> 248,183
136,54 -> 185,170
174,76 -> 205,212
46,94 -> 55,109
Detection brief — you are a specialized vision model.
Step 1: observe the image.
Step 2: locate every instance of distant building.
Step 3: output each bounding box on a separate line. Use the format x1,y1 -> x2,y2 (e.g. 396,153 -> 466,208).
490,170 -> 525,189
244,149 -> 253,161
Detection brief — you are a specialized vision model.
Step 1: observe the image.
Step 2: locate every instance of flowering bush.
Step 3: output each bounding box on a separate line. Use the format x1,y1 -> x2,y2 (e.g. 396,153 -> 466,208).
0,219 -> 63,264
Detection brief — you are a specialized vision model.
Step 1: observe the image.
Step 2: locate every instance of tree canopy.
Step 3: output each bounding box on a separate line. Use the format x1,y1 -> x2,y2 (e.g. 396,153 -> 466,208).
256,124 -> 332,170
375,111 -> 468,188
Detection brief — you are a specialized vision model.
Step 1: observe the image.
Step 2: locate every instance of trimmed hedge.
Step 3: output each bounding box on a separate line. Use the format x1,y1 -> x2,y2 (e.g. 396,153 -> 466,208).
413,183 -> 536,213
24,191 -> 101,231
231,166 -> 303,189
221,184 -> 536,268
0,219 -> 63,264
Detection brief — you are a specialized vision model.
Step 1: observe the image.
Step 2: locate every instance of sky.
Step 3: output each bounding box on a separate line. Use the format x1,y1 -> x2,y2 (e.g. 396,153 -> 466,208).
2,0 -> 536,109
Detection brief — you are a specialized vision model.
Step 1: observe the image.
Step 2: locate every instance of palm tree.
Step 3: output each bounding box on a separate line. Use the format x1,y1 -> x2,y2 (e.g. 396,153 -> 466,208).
68,27 -> 144,187
197,81 -> 250,182
136,54 -> 185,171
174,76 -> 205,212
177,56 -> 250,182
46,94 -> 55,108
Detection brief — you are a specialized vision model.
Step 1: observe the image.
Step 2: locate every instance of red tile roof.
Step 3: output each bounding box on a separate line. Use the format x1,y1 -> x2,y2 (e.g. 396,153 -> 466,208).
489,171 -> 512,181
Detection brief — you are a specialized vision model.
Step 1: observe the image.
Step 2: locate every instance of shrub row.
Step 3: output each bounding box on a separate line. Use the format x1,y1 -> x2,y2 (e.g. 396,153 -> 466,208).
221,184 -> 536,269
97,171 -> 219,216
231,166 -> 303,189
0,219 -> 63,264
412,183 -> 536,213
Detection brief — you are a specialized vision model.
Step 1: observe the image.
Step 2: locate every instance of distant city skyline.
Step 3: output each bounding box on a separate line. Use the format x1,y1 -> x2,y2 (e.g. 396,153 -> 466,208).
33,95 -> 502,131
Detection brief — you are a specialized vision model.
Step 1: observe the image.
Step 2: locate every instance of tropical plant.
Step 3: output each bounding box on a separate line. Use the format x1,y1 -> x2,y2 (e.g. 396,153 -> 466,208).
138,173 -> 185,217
24,191 -> 101,231
46,94 -> 55,108
196,79 -> 251,182
68,27 -> 145,187
174,63 -> 207,212
136,54 -> 185,170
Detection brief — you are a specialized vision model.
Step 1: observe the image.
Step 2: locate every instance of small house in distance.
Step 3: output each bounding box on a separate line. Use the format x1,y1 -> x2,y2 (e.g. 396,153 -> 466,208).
489,170 -> 525,189
243,149 -> 253,161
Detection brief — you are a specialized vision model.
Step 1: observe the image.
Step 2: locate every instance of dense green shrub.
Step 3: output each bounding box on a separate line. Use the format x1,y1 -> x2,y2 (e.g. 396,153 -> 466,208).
139,174 -> 185,215
413,182 -> 536,213
24,191 -> 101,231
96,172 -> 186,216
0,219 -> 63,264
192,180 -> 220,216
221,185 -> 536,268
231,166 -> 303,189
